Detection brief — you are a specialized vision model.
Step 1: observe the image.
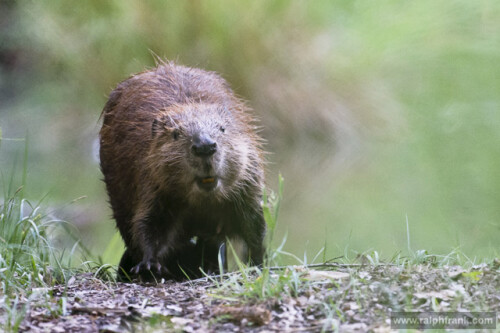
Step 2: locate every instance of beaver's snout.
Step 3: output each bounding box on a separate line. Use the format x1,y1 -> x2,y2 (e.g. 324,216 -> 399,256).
191,133 -> 217,157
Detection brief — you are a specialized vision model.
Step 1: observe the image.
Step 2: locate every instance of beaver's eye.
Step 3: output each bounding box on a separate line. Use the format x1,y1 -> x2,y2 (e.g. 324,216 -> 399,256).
172,129 -> 180,140
220,126 -> 225,133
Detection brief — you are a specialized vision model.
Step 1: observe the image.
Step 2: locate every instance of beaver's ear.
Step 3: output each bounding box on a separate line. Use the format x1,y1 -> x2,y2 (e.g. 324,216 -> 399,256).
152,115 -> 177,137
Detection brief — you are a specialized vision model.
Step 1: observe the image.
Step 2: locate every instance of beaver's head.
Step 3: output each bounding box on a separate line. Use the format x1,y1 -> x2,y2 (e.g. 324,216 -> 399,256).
148,103 -> 254,204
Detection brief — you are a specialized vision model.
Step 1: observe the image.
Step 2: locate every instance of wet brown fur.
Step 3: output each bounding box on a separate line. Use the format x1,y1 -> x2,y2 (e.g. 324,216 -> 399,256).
99,60 -> 266,281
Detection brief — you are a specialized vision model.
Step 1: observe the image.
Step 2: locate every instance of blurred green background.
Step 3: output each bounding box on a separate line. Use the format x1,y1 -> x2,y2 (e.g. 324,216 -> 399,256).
1,0 -> 499,263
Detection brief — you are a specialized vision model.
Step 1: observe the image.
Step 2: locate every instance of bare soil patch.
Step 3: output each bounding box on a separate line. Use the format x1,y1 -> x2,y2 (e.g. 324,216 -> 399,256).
19,263 -> 500,332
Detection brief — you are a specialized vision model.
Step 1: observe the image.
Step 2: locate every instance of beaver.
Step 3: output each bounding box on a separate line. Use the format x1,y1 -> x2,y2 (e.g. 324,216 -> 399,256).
99,60 -> 266,281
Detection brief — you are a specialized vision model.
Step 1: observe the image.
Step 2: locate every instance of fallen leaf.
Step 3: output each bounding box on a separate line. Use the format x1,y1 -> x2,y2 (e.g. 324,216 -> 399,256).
305,270 -> 350,281
448,267 -> 465,280
213,305 -> 271,325
171,317 -> 193,327
413,289 -> 456,301
462,271 -> 482,282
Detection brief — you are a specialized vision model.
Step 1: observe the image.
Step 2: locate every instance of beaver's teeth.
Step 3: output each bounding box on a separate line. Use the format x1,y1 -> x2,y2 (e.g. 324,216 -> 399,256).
202,177 -> 215,184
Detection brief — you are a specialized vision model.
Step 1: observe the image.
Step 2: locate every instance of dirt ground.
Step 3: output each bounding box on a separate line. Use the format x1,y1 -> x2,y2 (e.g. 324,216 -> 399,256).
19,263 -> 500,332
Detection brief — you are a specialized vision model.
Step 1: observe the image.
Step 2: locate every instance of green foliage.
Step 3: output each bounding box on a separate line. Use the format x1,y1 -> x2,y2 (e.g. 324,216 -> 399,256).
2,0 -> 500,263
223,266 -> 307,301
262,173 -> 283,255
0,148 -> 101,329
213,175 -> 288,300
217,178 -> 496,310
0,188 -> 64,329
0,187 -> 117,329
218,177 -> 342,302
100,231 -> 125,266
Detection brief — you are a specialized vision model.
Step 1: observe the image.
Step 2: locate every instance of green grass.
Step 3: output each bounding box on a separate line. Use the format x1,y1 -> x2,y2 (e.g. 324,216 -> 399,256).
0,185 -> 117,331
0,167 -> 497,331
209,176 -> 497,322
0,187 -> 63,330
210,245 -> 498,331
0,140 -> 114,330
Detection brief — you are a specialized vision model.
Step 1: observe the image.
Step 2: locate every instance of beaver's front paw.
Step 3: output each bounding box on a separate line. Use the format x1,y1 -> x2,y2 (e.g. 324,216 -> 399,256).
131,258 -> 167,276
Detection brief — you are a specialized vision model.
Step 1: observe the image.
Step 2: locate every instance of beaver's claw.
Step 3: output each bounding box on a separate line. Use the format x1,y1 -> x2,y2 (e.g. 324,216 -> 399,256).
131,258 -> 167,276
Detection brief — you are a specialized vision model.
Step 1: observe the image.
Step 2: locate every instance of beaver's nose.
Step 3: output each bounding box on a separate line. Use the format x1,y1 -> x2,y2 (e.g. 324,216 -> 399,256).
192,134 -> 217,157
